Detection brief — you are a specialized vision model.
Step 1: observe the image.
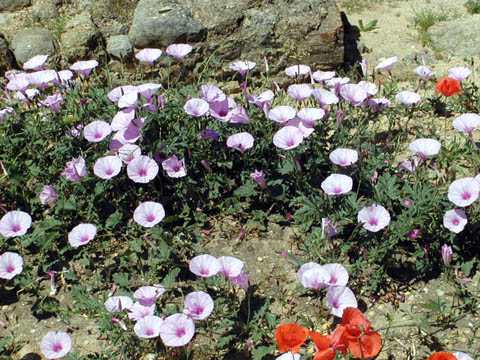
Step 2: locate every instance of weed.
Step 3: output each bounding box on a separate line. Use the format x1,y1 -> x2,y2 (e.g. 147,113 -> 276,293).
464,0 -> 480,14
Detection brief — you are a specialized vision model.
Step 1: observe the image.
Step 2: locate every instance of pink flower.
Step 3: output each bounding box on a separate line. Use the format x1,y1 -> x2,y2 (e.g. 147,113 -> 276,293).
229,106 -> 250,124
136,83 -> 162,102
108,85 -> 138,103
312,88 -> 339,106
128,302 -> 155,322
375,56 -> 398,73
0,252 -> 23,279
104,296 -> 133,312
39,185 -> 58,205
407,229 -> 420,240
357,204 -> 391,232
6,73 -> 29,92
166,43 -> 193,61
226,132 -> 254,153
329,148 -> 358,167
117,90 -> 138,109
27,70 -> 57,89
134,315 -> 163,338
448,67 -> 471,82
39,93 -> 63,113
358,81 -> 378,96
61,156 -> 88,181
339,84 -> 368,106
321,174 -> 353,195
443,209 -> 468,233
135,48 -> 162,65
408,138 -> 441,159
162,155 -> 187,178
0,107 -> 14,122
251,170 -> 266,189
183,291 -> 214,320
199,129 -> 219,141
367,97 -> 390,111
133,202 -> 165,228
189,254 -> 221,277
218,256 -> 244,278
229,60 -> 256,77
323,263 -> 349,287
200,84 -> 226,103
83,120 -> 112,143
298,262 -> 329,290
285,64 -> 311,77
441,244 -> 453,266
118,144 -> 141,163
447,178 -> 479,207
413,65 -> 436,79
127,155 -> 159,183
69,60 -> 99,77
453,113 -> 480,135
159,313 -> 195,347
134,285 -> 165,306
23,54 -> 49,70
396,90 -> 421,107
322,218 -> 339,238
230,271 -> 249,290
296,108 -> 325,126
273,126 -> 304,150
93,156 -> 122,179
268,105 -> 296,123
68,223 -> 97,248
326,286 -> 357,317
248,90 -> 274,110
40,331 -> 72,359
287,84 -> 312,102
184,98 -> 209,117
312,70 -> 335,83
0,210 -> 32,238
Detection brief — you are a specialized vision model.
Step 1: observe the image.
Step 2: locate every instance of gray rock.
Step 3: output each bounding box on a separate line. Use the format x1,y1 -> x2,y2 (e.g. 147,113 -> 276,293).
0,0 -> 31,11
107,35 -> 132,59
430,17 -> 480,57
10,27 -> 55,65
31,0 -> 58,21
60,11 -> 101,60
128,0 -> 206,48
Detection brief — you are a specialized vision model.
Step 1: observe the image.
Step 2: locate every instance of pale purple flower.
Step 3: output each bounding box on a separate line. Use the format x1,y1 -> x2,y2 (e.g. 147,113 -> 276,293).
441,244 -> 453,266
321,174 -> 353,195
83,120 -> 112,143
409,138 -> 441,159
189,254 -> 221,277
322,218 -> 339,238
329,148 -> 358,167
218,256 -> 244,278
323,263 -> 349,287
136,83 -> 162,102
93,156 -> 122,179
117,144 -> 141,164
5,69 -> 26,80
40,331 -> 72,359
166,43 -> 193,61
70,60 -> 99,77
296,108 -> 325,126
128,302 -> 155,322
453,352 -> 473,360
229,106 -> 250,124
251,170 -> 266,189
39,185 -> 58,205
117,90 -> 138,109
0,107 -> 14,122
68,223 -> 97,248
287,84 -> 312,102
56,70 -> 74,86
286,118 -> 315,139
399,156 -> 422,174
448,67 -> 471,82
443,209 -> 467,233
200,84 -> 226,103
113,123 -> 142,144
133,201 -> 165,228
61,156 -> 88,181
407,229 -> 420,240
183,291 -> 214,320
104,296 -> 133,312
6,74 -> 29,92
273,126 -> 304,150
134,285 -> 165,306
162,155 -> 187,178
285,64 -> 311,77
39,93 -> 63,113
108,85 -> 138,103
248,90 -> 274,110
159,313 -> 195,347
226,132 -> 254,153
326,286 -> 357,317
135,48 -> 162,65
311,88 -> 339,106
134,315 -> 163,338
26,70 -> 57,89
375,56 -> 398,73
268,105 -> 296,123
340,83 -> 368,106
298,263 -> 329,290
357,204 -> 391,232
230,60 -> 256,77
326,77 -> 350,90
230,271 -> 248,290
357,81 -> 378,97
453,113 -> 480,135
23,54 -> 49,71
448,178 -> 479,207
413,65 -> 436,79
199,129 -> 219,140
396,90 -> 421,107
127,155 -> 159,183
111,109 -> 135,131
367,97 -> 390,111
184,98 -> 209,117
0,252 -> 23,280
0,210 -> 32,238
312,70 -> 335,83
14,88 -> 39,103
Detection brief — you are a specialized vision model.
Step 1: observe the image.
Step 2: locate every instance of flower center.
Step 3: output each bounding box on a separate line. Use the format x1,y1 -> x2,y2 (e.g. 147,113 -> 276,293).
176,327 -> 186,337
145,328 -> 154,336
200,268 -> 209,276
146,215 -> 156,222
333,188 -> 342,194
452,218 -> 460,226
6,265 -> 15,273
105,169 -> 114,175
53,343 -> 63,352
12,224 -> 21,232
95,132 -> 102,139
369,218 -> 379,226
81,236 -> 89,243
139,168 -> 147,176
462,192 -> 471,200
286,140 -> 295,147
194,306 -> 204,315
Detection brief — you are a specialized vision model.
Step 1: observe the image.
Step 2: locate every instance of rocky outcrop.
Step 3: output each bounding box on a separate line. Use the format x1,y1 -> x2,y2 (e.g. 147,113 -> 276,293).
10,27 -> 55,65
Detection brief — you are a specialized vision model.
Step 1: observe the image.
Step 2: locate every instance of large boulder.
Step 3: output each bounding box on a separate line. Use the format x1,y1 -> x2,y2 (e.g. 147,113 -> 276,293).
10,27 -> 55,65
129,0 -> 344,75
60,11 -> 102,60
0,0 -> 30,11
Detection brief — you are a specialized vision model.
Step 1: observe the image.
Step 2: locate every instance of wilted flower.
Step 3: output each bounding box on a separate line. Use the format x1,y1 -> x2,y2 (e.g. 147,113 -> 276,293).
0,210 -> 32,238
230,271 -> 249,290
40,331 -> 72,359
39,185 -> 58,205
251,170 -> 266,189
68,223 -> 97,248
0,252 -> 23,280
133,202 -> 165,228
357,204 -> 391,232
61,156 -> 88,181
441,244 -> 453,266
443,209 -> 467,233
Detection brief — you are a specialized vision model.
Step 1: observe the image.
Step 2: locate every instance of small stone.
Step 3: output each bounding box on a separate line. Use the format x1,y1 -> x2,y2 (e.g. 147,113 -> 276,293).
107,35 -> 132,59
257,257 -> 263,262
436,289 -> 445,296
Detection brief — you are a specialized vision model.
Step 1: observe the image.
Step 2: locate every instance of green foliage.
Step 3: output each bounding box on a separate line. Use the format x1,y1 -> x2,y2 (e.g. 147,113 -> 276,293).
464,0 -> 480,14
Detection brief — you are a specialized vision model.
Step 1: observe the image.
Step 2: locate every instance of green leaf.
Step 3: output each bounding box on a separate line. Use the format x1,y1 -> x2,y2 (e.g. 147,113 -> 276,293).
252,345 -> 276,360
105,210 -> 123,230
162,267 -> 180,287
112,272 -> 130,287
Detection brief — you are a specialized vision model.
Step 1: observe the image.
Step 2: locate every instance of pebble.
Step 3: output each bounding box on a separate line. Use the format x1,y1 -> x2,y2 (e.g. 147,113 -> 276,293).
368,311 -> 375,317
423,287 -> 429,293
257,257 -> 263,262
436,289 -> 445,296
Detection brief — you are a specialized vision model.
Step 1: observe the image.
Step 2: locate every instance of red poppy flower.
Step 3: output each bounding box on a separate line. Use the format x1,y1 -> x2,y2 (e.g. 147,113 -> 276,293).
428,351 -> 458,360
275,323 -> 309,354
310,329 -> 347,360
435,77 -> 462,97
